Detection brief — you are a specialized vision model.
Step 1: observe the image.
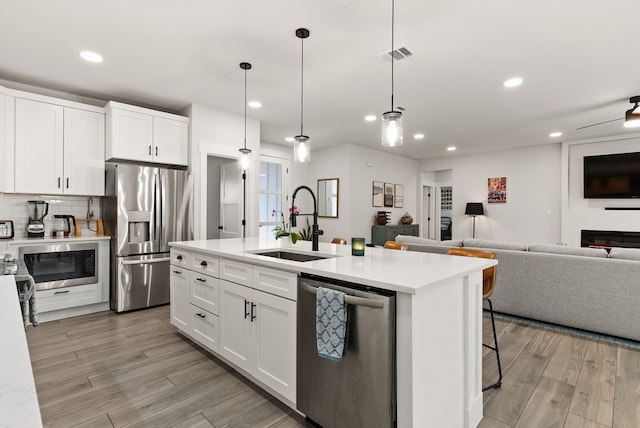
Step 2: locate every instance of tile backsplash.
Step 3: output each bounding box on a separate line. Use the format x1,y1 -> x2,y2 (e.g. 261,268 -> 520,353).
0,193 -> 103,238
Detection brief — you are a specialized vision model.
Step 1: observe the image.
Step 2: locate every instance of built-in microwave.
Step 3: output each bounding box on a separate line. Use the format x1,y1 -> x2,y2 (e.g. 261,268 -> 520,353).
20,242 -> 98,291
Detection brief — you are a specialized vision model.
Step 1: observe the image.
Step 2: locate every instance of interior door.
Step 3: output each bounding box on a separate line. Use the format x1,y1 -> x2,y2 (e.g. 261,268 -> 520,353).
219,163 -> 242,239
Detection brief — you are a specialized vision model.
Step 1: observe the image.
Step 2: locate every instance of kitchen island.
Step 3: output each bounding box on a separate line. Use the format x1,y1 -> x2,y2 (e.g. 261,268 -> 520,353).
169,237 -> 497,428
0,275 -> 43,428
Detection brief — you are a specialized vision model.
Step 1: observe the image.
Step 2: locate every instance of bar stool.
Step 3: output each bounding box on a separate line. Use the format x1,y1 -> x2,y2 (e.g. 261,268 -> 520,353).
331,237 -> 347,245
384,241 -> 409,251
447,247 -> 502,391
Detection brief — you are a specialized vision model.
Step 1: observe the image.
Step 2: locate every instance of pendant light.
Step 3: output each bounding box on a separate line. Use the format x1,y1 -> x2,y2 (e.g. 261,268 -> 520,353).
624,96 -> 640,128
381,0 -> 403,147
238,62 -> 252,170
294,28 -> 311,163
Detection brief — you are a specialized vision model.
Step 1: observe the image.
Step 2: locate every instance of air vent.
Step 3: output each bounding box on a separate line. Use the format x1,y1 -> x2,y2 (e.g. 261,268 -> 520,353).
379,47 -> 413,63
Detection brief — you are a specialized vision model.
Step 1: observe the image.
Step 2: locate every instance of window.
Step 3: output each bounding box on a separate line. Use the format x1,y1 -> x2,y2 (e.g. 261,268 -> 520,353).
258,157 -> 288,239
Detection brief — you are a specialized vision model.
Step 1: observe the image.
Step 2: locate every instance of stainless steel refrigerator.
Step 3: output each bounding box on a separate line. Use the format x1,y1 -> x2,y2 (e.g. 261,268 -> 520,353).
104,163 -> 192,312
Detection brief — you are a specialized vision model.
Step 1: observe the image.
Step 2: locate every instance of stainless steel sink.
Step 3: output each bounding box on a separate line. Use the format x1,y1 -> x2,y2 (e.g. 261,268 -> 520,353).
251,250 -> 335,262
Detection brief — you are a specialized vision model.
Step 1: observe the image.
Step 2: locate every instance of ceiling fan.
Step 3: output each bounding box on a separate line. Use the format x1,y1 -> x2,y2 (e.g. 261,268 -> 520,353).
576,96 -> 640,130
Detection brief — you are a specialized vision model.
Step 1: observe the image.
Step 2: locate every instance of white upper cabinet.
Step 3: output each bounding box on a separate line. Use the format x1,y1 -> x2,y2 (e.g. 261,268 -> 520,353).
105,101 -> 188,166
15,98 -> 64,195
153,116 -> 189,165
14,98 -> 105,196
63,107 -> 105,195
0,91 -> 15,192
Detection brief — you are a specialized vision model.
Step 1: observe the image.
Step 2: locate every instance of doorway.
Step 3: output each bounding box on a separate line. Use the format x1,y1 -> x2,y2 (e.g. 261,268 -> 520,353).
206,156 -> 240,239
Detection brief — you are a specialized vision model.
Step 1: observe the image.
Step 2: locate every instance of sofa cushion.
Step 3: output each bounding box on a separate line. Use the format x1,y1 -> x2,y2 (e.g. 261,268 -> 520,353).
395,235 -> 463,247
608,247 -> 640,261
462,238 -> 526,251
527,243 -> 608,258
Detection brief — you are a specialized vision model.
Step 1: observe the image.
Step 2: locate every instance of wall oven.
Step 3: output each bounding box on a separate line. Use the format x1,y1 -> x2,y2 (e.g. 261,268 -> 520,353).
20,242 -> 98,291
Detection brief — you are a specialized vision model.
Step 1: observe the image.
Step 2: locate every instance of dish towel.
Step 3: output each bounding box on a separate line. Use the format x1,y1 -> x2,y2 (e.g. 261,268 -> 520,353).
316,287 -> 347,361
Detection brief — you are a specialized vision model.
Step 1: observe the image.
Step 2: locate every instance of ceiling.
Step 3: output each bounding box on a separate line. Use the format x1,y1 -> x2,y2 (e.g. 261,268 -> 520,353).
1,0 -> 639,160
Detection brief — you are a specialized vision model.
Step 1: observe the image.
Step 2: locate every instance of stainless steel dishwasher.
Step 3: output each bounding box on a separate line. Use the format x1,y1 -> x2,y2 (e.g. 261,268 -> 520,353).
297,273 -> 396,428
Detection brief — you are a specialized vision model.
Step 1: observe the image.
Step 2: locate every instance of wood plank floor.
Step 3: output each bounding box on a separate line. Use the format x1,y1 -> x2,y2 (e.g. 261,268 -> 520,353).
26,305 -> 640,427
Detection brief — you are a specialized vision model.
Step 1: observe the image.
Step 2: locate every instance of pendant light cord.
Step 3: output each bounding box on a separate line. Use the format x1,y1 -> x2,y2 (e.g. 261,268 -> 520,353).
244,67 -> 247,149
300,36 -> 304,136
391,0 -> 395,112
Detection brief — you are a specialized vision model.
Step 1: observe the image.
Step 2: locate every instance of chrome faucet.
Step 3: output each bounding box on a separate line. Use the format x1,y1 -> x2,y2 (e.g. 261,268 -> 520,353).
291,185 -> 324,251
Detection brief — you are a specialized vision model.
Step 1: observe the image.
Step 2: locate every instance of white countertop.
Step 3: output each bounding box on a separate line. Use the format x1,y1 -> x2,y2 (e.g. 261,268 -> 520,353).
0,276 -> 43,428
170,238 -> 496,295
8,235 -> 110,245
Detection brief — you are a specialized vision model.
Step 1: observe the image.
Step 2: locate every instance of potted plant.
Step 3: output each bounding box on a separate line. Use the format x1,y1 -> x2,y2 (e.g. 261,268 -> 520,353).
272,206 -> 312,244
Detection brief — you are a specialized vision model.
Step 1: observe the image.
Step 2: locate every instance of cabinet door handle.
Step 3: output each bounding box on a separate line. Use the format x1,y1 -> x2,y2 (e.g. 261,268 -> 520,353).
66,177 -> 69,189
148,145 -> 152,156
196,277 -> 206,283
196,313 -> 206,319
54,290 -> 70,295
250,302 -> 256,322
200,260 -> 208,267
176,255 -> 182,260
244,299 -> 250,319
57,177 -> 61,188
155,146 -> 158,156
172,270 -> 182,274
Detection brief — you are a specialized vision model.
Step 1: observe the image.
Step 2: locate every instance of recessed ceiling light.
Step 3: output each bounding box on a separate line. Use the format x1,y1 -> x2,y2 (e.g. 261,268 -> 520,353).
503,77 -> 523,88
447,146 -> 457,151
549,131 -> 562,138
285,137 -> 295,142
365,115 -> 376,122
248,101 -> 261,108
79,50 -> 103,63
414,133 -> 425,140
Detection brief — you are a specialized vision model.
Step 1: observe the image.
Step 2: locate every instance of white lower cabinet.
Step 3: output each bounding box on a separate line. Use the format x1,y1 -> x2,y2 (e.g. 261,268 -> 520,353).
170,266 -> 190,331
36,283 -> 101,313
169,249 -> 298,405
220,279 -> 297,403
220,279 -> 253,371
190,305 -> 219,352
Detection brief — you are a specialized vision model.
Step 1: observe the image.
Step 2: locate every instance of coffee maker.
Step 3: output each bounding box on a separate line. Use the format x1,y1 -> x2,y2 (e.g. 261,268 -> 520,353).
27,200 -> 49,238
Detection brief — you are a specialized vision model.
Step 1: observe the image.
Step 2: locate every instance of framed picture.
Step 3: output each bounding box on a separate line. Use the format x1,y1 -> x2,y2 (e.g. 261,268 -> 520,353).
488,177 -> 507,203
394,184 -> 404,208
372,181 -> 384,207
384,183 -> 394,207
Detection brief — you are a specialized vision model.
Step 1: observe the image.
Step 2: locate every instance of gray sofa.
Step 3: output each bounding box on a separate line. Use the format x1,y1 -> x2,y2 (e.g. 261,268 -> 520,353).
395,235 -> 640,342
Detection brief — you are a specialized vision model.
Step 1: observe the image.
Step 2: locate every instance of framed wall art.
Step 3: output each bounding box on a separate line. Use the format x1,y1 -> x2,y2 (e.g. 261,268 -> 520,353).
394,184 -> 404,208
488,177 -> 507,203
372,181 -> 384,207
384,182 -> 394,207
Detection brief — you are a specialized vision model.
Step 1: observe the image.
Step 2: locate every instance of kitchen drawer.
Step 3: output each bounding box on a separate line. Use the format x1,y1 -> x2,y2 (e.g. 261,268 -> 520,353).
190,252 -> 219,278
190,271 -> 219,315
35,283 -> 101,313
252,266 -> 298,301
190,305 -> 219,353
170,249 -> 191,268
220,259 -> 252,287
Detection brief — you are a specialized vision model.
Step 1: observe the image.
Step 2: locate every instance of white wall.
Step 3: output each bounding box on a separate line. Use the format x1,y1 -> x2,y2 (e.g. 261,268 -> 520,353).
419,144 -> 562,244
184,104 -> 260,239
561,133 -> 640,246
307,144 -> 419,243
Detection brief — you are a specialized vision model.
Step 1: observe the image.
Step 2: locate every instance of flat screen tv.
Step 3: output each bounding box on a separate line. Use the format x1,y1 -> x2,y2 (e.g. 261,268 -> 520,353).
583,152 -> 640,198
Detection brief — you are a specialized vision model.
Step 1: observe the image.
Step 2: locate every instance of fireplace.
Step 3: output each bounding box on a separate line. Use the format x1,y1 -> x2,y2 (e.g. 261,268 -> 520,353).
581,230 -> 640,249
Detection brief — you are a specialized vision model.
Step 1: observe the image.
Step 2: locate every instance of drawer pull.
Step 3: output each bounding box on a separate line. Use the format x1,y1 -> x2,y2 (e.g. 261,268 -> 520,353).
176,255 -> 183,260
200,260 -> 208,267
196,277 -> 206,283
173,270 -> 182,274
196,313 -> 206,319
54,290 -> 70,295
